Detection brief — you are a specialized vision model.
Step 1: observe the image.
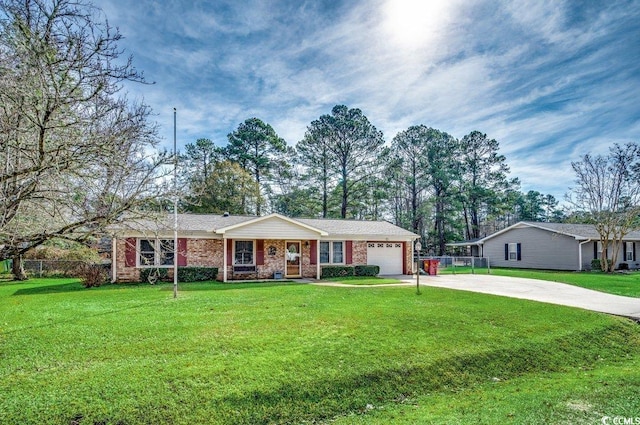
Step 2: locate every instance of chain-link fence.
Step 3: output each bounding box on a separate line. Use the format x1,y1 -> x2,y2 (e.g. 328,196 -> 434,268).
22,260 -> 111,278
415,256 -> 490,274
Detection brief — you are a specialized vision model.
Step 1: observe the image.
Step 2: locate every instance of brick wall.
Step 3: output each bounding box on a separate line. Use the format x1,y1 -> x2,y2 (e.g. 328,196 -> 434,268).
114,238 -> 139,282
187,239 -> 223,280
257,239 -> 285,279
352,241 -> 367,265
114,237 -> 224,283
403,242 -> 412,275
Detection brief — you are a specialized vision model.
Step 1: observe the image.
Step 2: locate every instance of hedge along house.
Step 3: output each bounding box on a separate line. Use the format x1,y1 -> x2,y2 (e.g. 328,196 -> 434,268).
110,213 -> 419,282
451,221 -> 640,271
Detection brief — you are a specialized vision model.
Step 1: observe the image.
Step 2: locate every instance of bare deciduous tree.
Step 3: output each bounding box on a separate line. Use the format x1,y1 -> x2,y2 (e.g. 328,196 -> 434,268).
567,143 -> 640,272
0,0 -> 168,279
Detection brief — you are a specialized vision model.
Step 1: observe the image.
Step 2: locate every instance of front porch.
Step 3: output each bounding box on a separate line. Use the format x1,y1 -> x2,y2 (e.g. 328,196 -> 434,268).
222,239 -> 322,282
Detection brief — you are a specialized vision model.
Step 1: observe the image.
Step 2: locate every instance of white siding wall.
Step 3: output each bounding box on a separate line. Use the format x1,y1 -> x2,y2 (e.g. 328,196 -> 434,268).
224,217 -> 320,240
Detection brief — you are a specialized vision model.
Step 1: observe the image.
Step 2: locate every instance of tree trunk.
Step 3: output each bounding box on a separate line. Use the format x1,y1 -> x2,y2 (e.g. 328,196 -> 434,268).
341,169 -> 348,219
12,255 -> 27,281
322,165 -> 328,218
470,203 -> 480,240
462,204 -> 470,240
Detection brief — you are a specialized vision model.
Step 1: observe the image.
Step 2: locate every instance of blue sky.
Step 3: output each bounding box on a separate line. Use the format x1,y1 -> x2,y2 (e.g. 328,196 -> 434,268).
102,0 -> 640,199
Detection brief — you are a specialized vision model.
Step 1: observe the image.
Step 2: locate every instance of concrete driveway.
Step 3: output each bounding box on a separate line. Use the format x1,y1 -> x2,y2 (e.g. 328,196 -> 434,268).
394,274 -> 640,321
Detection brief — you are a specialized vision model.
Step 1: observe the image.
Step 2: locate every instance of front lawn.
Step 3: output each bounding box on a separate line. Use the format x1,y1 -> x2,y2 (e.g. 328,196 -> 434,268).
1,278 -> 639,424
324,276 -> 404,285
490,269 -> 640,297
440,267 -> 640,298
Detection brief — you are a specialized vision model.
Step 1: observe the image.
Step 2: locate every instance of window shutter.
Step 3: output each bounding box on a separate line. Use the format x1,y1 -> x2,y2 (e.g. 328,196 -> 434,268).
594,241 -> 598,259
504,244 -> 508,261
125,238 -> 136,267
177,238 -> 187,267
516,243 -> 522,261
309,240 -> 317,265
402,242 -> 407,274
226,239 -> 233,266
634,242 -> 637,262
345,241 -> 353,264
256,240 -> 264,265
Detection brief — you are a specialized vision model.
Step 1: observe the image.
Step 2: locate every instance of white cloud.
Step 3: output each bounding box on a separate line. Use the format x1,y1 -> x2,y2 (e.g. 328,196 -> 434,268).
100,0 -> 639,199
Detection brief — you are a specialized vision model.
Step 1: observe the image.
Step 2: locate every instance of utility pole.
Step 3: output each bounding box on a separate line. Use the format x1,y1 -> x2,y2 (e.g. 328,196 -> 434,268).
173,108 -> 178,299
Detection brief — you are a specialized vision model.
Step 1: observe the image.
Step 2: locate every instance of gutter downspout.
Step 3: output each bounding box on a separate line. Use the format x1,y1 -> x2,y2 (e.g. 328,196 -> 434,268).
578,239 -> 592,271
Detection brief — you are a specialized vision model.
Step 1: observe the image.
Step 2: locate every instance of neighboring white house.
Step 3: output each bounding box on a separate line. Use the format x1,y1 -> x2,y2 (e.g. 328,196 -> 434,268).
110,213 -> 419,282
449,221 -> 640,271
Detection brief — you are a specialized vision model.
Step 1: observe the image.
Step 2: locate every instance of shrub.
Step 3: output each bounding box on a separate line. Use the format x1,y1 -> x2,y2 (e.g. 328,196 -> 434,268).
177,267 -> 218,282
591,259 -> 601,271
321,265 -> 354,279
354,265 -> 380,276
77,263 -> 108,288
140,267 -> 219,284
618,262 -> 629,270
140,268 -> 169,284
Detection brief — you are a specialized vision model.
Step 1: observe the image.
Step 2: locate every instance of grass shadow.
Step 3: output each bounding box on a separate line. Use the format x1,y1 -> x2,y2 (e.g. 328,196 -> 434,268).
168,280 -> 309,292
12,281 -> 86,296
12,279 -> 309,296
211,322 -> 639,424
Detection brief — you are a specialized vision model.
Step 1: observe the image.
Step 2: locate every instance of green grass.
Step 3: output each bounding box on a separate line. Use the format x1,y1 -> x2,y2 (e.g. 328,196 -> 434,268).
333,356 -> 640,424
441,266 -> 640,298
325,276 -> 404,285
1,278 -> 639,424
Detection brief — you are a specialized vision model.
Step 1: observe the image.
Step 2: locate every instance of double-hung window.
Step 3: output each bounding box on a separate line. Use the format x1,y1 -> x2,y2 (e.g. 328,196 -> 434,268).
505,243 -> 521,261
320,241 -> 345,264
332,241 -> 344,263
626,242 -> 634,261
139,239 -> 174,267
234,240 -> 254,265
508,243 -> 518,260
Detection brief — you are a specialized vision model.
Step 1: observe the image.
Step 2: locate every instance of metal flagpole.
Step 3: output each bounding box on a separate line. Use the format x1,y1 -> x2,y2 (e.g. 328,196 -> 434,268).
173,108 -> 178,299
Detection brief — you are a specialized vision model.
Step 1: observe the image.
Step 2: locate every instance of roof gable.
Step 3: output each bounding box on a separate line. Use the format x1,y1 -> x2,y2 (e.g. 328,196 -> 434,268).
472,221 -> 640,244
217,213 -> 328,238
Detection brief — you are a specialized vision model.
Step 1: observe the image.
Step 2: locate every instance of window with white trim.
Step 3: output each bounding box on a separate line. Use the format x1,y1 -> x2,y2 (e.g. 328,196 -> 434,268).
320,241 -> 345,264
626,242 -> 634,261
139,239 -> 174,267
597,241 -> 603,259
234,240 -> 254,265
508,243 -> 518,261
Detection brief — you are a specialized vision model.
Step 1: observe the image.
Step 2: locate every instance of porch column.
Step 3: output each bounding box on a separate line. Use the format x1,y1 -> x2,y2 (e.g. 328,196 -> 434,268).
223,237 -> 228,282
111,236 -> 117,283
316,239 -> 321,279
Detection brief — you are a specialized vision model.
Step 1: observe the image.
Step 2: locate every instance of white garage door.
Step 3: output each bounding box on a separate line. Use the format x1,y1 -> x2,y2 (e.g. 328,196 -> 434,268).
367,242 -> 403,275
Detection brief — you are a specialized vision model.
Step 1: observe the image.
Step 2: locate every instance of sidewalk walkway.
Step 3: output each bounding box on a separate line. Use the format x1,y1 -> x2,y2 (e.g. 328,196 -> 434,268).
396,274 -> 640,321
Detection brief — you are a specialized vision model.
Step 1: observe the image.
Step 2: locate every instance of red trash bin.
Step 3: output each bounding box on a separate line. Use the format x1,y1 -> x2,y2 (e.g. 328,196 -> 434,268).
427,259 -> 439,275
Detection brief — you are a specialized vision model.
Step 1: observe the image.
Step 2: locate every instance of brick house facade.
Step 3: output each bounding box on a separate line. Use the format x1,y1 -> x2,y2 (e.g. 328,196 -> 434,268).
111,213 -> 418,283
